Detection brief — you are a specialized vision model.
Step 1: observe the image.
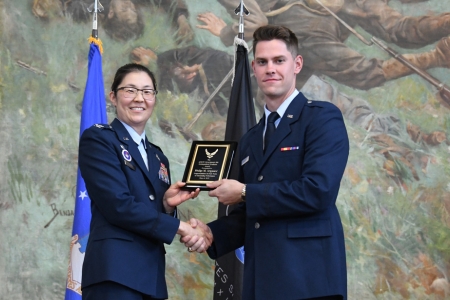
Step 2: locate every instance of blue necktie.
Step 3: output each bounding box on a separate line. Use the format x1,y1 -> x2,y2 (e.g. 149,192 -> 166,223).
137,139 -> 148,170
264,111 -> 279,153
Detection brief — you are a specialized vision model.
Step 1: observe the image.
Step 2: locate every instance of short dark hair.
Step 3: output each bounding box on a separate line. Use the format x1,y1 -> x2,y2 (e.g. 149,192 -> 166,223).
111,63 -> 157,94
252,25 -> 299,58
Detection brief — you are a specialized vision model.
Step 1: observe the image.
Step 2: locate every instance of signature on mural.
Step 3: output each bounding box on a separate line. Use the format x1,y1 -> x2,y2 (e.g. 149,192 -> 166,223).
44,203 -> 74,228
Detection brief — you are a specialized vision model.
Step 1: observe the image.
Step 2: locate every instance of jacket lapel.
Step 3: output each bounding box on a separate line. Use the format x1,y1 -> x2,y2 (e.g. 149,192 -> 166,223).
145,138 -> 165,184
248,119 -> 265,169
259,94 -> 307,166
111,119 -> 154,183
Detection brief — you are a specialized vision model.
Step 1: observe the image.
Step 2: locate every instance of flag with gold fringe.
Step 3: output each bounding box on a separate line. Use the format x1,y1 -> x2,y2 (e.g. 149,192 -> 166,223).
64,36 -> 107,300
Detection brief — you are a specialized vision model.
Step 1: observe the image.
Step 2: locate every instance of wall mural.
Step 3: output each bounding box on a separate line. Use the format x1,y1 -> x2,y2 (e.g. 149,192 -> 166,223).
0,0 -> 449,299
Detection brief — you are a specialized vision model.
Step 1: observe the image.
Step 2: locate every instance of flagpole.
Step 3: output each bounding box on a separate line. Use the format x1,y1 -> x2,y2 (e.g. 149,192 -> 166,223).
213,3 -> 254,299
92,6 -> 98,39
88,0 -> 104,39
64,2 -> 107,299
238,0 -> 244,39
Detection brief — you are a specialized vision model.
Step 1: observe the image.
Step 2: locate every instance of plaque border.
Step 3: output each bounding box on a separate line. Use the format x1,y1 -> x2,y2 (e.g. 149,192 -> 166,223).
182,141 -> 237,190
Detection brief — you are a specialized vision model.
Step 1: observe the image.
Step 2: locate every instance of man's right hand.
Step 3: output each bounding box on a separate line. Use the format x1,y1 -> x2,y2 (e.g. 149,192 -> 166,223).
180,218 -> 213,253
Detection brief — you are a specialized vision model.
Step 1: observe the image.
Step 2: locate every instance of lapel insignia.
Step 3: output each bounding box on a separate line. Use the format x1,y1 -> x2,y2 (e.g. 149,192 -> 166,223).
241,156 -> 249,166
155,154 -> 160,161
158,163 -> 170,184
123,137 -> 129,141
287,114 -> 293,118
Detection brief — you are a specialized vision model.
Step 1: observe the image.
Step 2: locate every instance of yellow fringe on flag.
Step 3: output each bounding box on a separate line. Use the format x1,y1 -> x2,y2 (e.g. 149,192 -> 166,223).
88,37 -> 104,55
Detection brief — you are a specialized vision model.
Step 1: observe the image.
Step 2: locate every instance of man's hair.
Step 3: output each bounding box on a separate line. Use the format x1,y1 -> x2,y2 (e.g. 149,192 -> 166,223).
252,25 -> 299,58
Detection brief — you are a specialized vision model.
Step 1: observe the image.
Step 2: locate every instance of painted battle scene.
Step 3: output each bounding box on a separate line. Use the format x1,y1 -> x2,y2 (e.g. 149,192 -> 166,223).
0,0 -> 449,299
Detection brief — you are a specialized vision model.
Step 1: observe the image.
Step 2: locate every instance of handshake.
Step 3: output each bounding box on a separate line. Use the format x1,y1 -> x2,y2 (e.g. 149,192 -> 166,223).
165,182 -> 214,253
166,179 -> 246,253
177,218 -> 213,253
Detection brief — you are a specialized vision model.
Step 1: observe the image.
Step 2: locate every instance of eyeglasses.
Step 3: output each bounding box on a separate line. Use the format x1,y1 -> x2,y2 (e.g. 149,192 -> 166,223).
116,87 -> 158,100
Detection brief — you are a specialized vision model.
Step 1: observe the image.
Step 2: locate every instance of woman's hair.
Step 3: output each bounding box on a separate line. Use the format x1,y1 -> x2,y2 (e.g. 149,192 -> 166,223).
252,25 -> 299,58
111,63 -> 157,94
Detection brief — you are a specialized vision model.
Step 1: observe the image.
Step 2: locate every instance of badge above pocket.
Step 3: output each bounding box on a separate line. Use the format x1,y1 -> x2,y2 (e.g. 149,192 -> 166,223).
122,148 -> 136,170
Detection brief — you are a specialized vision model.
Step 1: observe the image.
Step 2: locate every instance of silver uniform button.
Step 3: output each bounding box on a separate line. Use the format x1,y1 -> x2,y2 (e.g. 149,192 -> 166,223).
149,195 -> 155,201
255,222 -> 260,229
258,175 -> 264,181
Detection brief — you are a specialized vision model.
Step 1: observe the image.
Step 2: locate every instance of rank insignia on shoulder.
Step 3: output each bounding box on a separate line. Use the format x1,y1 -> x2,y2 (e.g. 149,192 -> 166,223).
94,124 -> 113,130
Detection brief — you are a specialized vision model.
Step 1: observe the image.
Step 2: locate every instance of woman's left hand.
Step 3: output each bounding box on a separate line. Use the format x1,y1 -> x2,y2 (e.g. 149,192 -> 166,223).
163,181 -> 200,212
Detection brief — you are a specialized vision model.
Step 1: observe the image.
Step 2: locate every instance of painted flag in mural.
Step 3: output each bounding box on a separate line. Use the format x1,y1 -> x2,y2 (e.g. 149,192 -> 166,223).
64,38 -> 107,300
214,38 -> 256,300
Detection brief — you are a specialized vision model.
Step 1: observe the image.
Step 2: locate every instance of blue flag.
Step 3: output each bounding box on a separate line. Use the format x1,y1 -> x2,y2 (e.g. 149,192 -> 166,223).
65,40 -> 107,299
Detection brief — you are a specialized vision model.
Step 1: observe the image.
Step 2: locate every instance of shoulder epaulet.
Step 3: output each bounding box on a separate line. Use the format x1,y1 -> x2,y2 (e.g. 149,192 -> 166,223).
304,99 -> 326,107
93,124 -> 114,130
